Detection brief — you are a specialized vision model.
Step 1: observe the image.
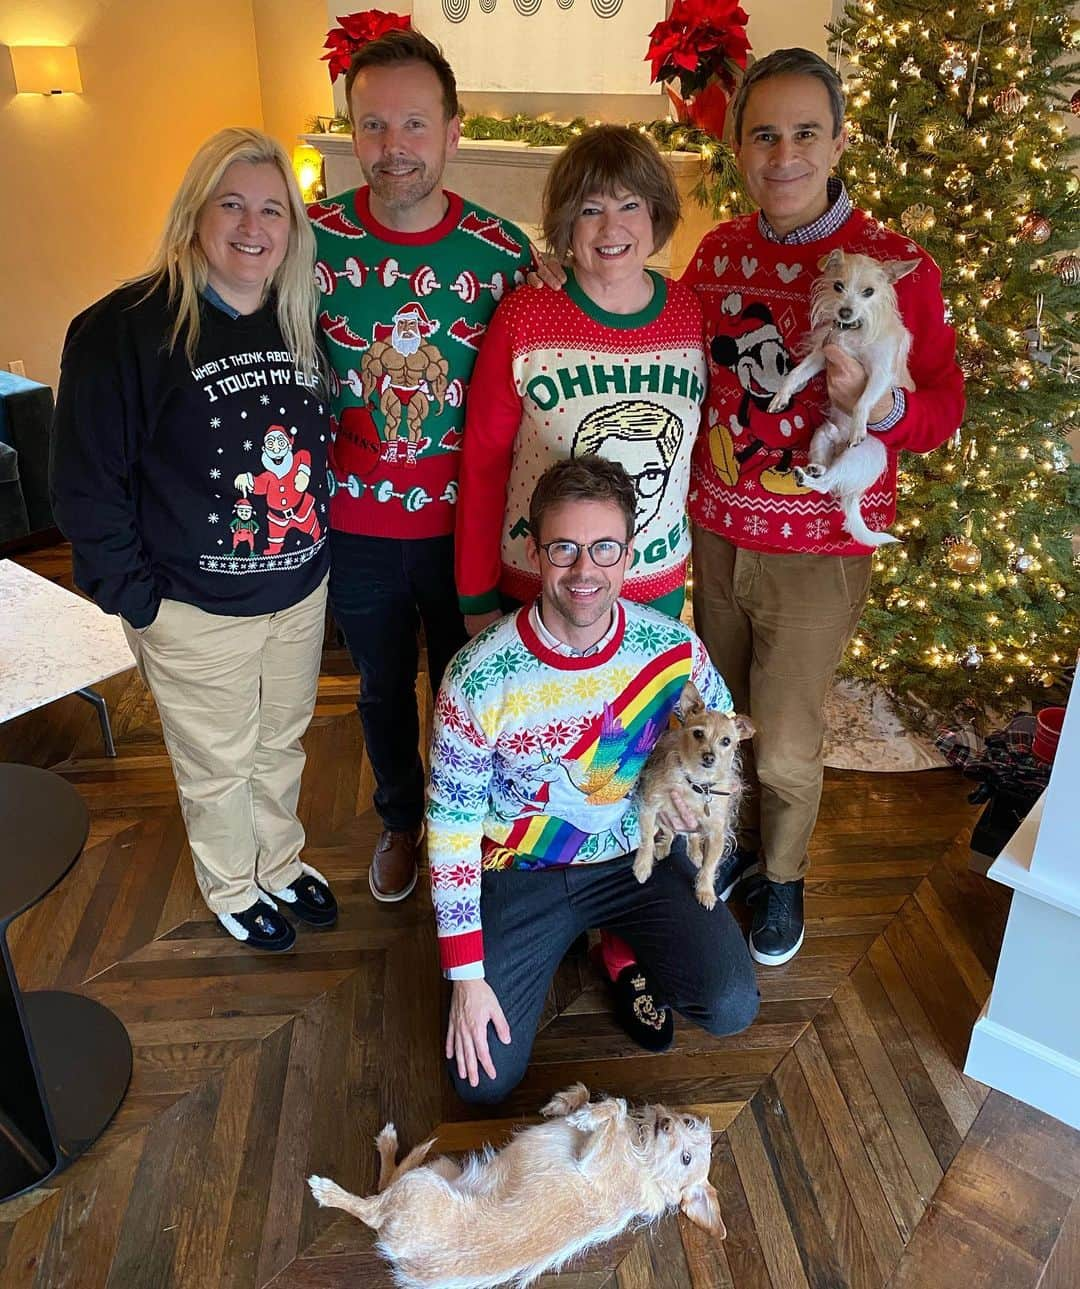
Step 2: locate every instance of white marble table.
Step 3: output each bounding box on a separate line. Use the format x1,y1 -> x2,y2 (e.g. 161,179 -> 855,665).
0,560 -> 135,753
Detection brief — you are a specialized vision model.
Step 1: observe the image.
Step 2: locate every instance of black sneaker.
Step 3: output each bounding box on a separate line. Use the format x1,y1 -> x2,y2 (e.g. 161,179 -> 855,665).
748,878 -> 804,966
713,847 -> 761,902
218,895 -> 296,951
267,863 -> 338,928
611,964 -> 675,1052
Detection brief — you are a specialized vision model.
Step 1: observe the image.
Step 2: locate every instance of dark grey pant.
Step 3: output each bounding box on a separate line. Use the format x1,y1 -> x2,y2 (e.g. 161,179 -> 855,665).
449,842 -> 761,1105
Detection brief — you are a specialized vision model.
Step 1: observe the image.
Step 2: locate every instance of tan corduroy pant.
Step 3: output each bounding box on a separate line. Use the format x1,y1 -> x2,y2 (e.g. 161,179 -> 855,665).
691,528 -> 872,883
123,578 -> 327,914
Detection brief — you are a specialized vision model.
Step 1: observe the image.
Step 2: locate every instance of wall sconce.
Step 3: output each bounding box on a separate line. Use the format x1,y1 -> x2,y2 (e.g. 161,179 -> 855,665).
10,46 -> 83,95
292,144 -> 325,204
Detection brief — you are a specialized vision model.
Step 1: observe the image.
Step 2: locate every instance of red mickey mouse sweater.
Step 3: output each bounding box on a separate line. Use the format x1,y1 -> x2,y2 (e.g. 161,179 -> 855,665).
682,207 -> 964,556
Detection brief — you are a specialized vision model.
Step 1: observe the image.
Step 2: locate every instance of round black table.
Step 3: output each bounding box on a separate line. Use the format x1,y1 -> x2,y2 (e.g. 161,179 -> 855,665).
0,763 -> 132,1202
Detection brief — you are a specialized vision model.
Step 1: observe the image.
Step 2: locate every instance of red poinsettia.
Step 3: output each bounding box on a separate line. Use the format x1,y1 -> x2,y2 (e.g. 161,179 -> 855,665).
322,9 -> 411,83
645,0 -> 751,100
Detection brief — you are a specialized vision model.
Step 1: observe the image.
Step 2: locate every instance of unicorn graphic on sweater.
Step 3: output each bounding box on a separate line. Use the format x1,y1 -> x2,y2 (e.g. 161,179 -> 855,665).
519,705 -> 659,853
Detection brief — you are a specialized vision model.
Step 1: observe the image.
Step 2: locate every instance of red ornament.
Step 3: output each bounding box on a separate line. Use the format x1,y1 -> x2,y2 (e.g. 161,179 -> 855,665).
1071,89 -> 1080,116
645,0 -> 751,101
322,9 -> 411,83
1019,212 -> 1052,244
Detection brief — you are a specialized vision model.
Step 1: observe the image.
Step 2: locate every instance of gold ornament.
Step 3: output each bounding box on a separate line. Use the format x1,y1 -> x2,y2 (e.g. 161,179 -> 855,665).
959,644 -> 983,671
901,202 -> 936,234
900,55 -> 920,77
939,50 -> 968,82
1056,254 -> 1080,286
982,277 -> 1004,301
1019,213 -> 1052,244
944,164 -> 974,195
993,84 -> 1027,116
944,537 -> 983,574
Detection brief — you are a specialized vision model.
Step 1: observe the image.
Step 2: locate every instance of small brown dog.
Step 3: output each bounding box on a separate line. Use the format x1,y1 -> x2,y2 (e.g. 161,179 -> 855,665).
633,682 -> 754,909
308,1083 -> 723,1289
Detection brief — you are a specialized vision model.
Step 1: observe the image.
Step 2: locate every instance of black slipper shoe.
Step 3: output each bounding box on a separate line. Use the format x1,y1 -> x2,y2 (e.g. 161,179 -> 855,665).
611,964 -> 674,1052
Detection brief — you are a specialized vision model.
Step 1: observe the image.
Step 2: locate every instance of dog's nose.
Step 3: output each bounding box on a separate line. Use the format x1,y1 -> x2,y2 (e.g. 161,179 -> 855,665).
838,306 -> 853,320
702,752 -> 716,767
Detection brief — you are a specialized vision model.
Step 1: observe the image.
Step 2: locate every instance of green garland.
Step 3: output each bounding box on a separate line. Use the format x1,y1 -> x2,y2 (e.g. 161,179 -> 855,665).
307,112 -> 749,219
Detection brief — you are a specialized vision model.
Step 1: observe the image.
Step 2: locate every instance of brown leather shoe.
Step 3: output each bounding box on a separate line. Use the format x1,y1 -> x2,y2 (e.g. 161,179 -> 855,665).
369,826 -> 422,903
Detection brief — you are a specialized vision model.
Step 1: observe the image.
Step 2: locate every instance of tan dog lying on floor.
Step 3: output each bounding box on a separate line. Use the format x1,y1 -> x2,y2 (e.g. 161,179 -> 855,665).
633,682 -> 754,909
308,1083 -> 724,1289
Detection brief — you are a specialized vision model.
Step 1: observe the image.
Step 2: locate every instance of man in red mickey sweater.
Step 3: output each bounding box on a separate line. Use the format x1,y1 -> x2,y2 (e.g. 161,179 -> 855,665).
683,48 -> 964,967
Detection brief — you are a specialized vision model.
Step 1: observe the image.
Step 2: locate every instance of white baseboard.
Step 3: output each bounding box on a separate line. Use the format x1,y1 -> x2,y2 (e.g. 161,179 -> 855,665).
965,1013 -> 1080,1131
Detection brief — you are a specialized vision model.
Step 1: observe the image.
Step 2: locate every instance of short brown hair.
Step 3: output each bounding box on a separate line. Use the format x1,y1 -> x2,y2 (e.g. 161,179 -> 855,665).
529,456 -> 637,544
732,48 -> 845,143
345,29 -> 460,123
541,125 -> 681,260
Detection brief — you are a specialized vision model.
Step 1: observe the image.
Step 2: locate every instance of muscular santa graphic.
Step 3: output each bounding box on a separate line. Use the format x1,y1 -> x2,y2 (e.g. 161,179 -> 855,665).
234,426 -> 322,556
359,301 -> 449,468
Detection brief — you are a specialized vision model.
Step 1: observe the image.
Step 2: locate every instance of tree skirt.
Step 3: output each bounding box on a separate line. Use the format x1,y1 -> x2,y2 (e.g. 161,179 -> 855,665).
822,679 -> 947,772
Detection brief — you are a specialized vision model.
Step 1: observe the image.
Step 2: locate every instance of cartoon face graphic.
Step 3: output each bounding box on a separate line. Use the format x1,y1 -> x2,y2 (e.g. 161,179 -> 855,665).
572,401 -> 683,535
710,301 -> 790,411
262,427 -> 294,469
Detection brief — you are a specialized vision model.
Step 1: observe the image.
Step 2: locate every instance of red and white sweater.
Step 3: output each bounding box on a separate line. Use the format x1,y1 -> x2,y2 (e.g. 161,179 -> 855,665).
455,271 -> 707,613
682,207 -> 964,555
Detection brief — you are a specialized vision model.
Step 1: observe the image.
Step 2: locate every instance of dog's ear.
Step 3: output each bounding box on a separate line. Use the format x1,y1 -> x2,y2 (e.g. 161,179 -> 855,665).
733,713 -> 755,741
680,1181 -> 726,1237
679,681 -> 706,719
818,248 -> 844,274
885,258 -> 921,284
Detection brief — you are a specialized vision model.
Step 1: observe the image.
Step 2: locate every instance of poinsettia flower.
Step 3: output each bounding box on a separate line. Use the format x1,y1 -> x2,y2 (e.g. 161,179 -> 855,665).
322,9 -> 411,82
645,0 -> 750,102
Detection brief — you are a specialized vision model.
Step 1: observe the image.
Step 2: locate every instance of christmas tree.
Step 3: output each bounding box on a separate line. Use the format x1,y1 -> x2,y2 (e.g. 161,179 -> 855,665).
827,1 -> 1080,724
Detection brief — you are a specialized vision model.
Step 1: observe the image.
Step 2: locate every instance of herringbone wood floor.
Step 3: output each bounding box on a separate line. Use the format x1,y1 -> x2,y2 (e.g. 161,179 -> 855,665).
2,546 -> 1079,1289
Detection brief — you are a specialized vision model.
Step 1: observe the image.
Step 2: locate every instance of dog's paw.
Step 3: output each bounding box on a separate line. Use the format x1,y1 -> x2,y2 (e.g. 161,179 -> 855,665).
695,883 -> 718,911
767,393 -> 791,414
308,1175 -> 350,1210
632,857 -> 653,885
567,1097 -> 627,1134
542,1082 -> 591,1118
798,462 -> 825,479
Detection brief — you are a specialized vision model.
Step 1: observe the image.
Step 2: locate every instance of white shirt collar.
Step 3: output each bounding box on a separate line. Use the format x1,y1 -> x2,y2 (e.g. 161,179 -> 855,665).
529,599 -> 619,658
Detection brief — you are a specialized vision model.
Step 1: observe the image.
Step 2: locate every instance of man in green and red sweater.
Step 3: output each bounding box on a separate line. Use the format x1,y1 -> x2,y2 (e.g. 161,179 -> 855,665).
684,49 -> 964,966
313,30 -> 532,903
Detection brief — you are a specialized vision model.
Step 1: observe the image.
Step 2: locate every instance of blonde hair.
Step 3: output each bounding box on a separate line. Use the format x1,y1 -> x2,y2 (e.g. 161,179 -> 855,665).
138,127 -> 320,375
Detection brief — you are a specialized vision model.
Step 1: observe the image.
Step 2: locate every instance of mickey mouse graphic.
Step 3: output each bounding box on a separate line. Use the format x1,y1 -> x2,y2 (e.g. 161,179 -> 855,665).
707,293 -> 814,496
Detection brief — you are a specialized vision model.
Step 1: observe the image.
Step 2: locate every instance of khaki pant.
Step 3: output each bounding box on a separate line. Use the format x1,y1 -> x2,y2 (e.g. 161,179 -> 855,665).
123,579 -> 327,914
691,528 -> 871,883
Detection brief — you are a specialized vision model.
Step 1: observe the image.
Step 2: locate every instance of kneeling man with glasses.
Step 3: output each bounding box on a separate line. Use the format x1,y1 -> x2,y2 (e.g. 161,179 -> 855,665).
427,455 -> 760,1104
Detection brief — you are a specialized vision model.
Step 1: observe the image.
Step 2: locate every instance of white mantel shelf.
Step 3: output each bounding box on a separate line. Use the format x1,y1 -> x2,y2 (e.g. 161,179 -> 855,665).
964,682 -> 1080,1132
302,133 -> 713,281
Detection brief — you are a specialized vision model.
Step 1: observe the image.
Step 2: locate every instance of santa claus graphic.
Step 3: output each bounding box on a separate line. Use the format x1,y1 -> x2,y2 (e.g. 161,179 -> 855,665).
359,301 -> 449,468
234,426 -> 322,556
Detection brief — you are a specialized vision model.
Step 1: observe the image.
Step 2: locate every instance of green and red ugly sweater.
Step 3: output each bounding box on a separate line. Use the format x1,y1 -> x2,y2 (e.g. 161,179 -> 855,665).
426,598 -> 730,976
310,186 -> 533,539
455,270 -> 707,617
682,207 -> 964,556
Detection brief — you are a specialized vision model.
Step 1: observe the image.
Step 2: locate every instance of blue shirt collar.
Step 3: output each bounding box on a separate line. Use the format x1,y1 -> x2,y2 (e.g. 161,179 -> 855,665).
201,283 -> 241,319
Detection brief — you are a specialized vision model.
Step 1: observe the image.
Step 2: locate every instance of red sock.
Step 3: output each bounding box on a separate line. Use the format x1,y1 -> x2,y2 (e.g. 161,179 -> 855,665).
599,930 -> 636,982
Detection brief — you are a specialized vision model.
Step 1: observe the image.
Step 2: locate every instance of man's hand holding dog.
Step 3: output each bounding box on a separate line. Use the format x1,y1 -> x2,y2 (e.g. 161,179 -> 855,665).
823,345 -> 894,423
658,785 -> 699,836
447,979 -> 511,1088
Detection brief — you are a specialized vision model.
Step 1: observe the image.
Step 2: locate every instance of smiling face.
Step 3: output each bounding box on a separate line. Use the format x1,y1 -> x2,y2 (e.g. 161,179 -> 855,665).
526,499 -> 632,652
569,189 -> 655,298
735,73 -> 846,238
196,160 -> 290,312
350,59 -> 460,229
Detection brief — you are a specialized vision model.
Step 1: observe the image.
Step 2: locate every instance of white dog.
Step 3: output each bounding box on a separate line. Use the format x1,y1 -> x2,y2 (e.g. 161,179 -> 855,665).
768,248 -> 919,547
308,1083 -> 724,1289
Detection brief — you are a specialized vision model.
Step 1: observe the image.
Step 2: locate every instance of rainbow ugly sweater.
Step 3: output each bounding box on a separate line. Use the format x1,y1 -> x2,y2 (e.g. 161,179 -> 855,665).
426,599 -> 730,975
455,271 -> 707,615
682,207 -> 964,556
311,187 -> 532,539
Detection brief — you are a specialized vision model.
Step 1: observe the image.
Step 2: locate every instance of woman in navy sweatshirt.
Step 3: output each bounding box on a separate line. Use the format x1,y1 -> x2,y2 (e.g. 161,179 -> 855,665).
51,128 -> 336,951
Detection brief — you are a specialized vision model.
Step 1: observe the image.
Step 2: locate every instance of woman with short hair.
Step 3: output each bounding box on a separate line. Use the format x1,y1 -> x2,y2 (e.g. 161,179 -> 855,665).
52,127 -> 337,952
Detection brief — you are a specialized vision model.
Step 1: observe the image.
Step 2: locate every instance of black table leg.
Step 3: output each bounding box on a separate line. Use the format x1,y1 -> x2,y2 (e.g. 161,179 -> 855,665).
75,687 -> 117,758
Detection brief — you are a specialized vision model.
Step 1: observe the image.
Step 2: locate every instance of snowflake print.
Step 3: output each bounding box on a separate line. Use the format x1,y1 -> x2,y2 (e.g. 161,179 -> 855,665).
435,898 -> 477,932
807,517 -> 832,540
243,440 -> 253,451
744,515 -> 769,537
723,511 -> 734,528
210,417 -> 221,429
700,496 -> 717,520
430,863 -> 476,891
505,728 -> 539,757
209,468 -> 221,480
259,394 -> 270,405
208,512 -> 219,524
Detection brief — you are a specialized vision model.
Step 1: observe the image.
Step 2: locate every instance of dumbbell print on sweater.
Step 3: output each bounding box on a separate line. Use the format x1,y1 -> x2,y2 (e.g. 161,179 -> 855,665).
327,475 -> 458,514
315,258 -> 516,304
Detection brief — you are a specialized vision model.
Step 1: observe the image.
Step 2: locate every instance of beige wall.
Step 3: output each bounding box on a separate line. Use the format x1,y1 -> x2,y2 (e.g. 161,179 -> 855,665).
0,0 -> 262,390
253,0 -> 333,151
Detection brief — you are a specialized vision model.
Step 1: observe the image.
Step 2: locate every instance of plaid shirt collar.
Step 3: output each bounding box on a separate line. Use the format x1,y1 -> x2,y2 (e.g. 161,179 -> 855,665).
757,177 -> 852,245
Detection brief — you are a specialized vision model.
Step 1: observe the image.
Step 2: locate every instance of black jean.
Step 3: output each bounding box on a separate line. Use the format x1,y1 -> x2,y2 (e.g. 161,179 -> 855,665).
449,841 -> 761,1105
329,530 -> 467,830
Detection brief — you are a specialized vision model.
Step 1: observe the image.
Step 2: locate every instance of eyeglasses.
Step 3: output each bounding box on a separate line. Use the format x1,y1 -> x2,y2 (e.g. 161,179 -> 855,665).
538,539 -> 629,568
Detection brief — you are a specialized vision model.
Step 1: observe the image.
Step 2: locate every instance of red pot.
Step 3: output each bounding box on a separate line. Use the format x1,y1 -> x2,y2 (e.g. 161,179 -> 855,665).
1033,706 -> 1066,764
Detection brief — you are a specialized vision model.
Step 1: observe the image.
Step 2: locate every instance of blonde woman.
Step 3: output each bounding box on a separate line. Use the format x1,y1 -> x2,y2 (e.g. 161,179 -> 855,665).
51,128 -> 336,951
